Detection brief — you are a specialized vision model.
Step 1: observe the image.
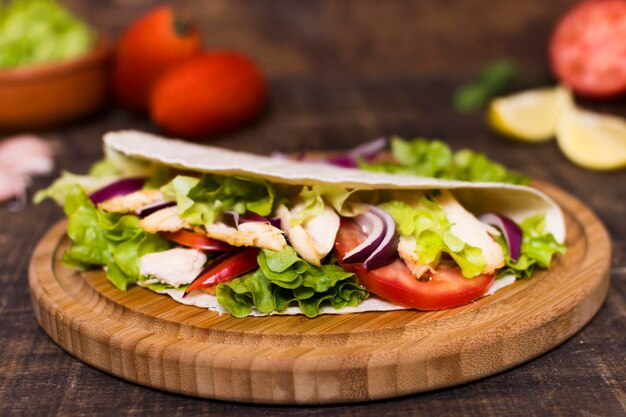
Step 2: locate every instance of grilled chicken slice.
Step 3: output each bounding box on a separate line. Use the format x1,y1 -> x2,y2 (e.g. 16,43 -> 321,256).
204,221 -> 286,252
276,203 -> 340,266
140,248 -> 207,287
434,190 -> 504,274
98,189 -> 164,214
140,206 -> 189,233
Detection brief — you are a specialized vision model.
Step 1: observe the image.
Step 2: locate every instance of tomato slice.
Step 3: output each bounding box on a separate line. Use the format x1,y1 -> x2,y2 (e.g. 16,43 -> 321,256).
334,219 -> 494,310
184,247 -> 260,296
550,0 -> 626,98
161,230 -> 234,251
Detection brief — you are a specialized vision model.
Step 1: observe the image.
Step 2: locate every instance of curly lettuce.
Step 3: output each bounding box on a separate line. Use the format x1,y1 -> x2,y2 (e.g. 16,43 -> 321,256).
160,174 -> 276,227
360,136 -> 530,185
34,148 -> 166,205
497,214 -> 566,279
216,246 -> 369,317
288,184 -> 361,227
380,197 -> 487,277
61,185 -> 170,290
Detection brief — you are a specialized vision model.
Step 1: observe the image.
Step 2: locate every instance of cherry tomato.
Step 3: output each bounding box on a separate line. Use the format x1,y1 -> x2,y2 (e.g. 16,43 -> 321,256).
184,247 -> 260,296
334,219 -> 494,310
161,230 -> 234,251
550,0 -> 626,98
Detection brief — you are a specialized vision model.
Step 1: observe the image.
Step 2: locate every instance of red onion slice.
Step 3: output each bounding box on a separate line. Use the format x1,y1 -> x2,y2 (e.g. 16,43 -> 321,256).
222,210 -> 271,228
325,155 -> 360,168
326,137 -> 390,168
341,204 -> 398,271
268,217 -> 282,229
342,212 -> 385,263
90,177 -> 146,205
363,205 -> 399,270
346,137 -> 388,160
478,212 -> 523,262
136,201 -> 176,217
273,137 -> 388,168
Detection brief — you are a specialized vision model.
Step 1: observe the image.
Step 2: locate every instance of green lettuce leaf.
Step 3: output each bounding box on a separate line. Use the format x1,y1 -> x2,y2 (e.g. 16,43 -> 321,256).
288,184 -> 361,226
380,197 -> 487,277
160,174 -> 276,227
216,246 -> 369,317
497,214 -> 566,279
35,148 -> 167,205
34,171 -> 117,205
62,185 -> 170,290
360,136 -> 529,185
310,184 -> 361,216
288,186 -> 325,226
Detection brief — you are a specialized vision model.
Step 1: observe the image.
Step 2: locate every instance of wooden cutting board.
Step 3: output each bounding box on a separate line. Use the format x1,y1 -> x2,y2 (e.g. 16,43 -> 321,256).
28,182 -> 610,404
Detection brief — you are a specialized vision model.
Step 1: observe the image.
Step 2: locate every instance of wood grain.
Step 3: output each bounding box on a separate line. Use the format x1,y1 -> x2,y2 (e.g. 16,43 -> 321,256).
28,182 -> 610,404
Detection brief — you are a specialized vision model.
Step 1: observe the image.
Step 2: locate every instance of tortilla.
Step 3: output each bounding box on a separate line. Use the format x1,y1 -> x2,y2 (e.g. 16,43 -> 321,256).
104,130 -> 566,315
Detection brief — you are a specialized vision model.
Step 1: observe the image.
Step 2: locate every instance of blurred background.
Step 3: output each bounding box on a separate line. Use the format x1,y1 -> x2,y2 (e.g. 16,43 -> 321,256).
0,0 -> 592,152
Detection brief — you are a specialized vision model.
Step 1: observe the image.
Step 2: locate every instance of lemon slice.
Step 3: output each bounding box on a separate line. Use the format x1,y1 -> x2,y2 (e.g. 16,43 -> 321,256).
556,103 -> 626,171
488,88 -> 559,142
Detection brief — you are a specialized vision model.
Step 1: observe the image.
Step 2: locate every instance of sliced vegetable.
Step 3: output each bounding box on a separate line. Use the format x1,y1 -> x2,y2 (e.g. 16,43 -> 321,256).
345,137 -> 389,160
497,214 -> 566,279
160,174 -> 276,227
478,213 -> 522,262
268,217 -> 282,228
161,230 -> 234,252
184,247 -> 260,296
324,154 -> 359,168
61,185 -> 171,290
136,200 -> 176,217
216,246 -> 368,317
335,219 -> 494,309
90,178 -> 146,205
305,137 -> 389,168
360,136 -> 530,185
380,197 -> 488,278
341,205 -> 398,271
222,210 -> 271,228
342,211 -> 384,263
35,147 -> 165,206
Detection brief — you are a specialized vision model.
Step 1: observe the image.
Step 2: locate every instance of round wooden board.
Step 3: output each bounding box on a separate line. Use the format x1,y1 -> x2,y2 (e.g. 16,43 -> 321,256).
29,182 -> 611,404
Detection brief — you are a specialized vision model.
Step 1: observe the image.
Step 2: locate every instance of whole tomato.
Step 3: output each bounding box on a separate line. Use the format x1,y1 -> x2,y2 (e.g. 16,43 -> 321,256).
550,0 -> 626,98
150,51 -> 267,138
113,6 -> 201,112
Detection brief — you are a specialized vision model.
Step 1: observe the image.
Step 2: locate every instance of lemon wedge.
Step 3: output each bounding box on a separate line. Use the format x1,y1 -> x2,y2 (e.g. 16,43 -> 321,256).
488,88 -> 560,142
556,95 -> 626,170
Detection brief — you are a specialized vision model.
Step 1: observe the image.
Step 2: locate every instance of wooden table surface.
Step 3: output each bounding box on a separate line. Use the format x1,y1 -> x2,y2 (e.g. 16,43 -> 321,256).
1,0 -> 624,415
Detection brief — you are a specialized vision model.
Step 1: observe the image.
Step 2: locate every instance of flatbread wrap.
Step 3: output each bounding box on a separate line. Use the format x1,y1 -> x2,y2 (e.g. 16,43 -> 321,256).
36,130 -> 566,317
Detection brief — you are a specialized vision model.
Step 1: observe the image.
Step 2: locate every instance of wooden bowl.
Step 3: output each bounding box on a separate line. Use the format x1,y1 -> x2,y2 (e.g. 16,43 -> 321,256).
0,38 -> 112,131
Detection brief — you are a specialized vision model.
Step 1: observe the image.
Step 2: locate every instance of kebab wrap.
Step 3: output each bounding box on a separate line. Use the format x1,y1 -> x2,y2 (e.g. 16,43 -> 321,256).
38,130 -> 566,317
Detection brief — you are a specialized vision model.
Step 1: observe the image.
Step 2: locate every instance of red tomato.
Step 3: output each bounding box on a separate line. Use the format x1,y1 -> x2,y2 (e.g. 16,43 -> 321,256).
113,6 -> 202,112
150,51 -> 267,138
334,219 -> 494,310
550,0 -> 626,98
184,247 -> 260,295
161,230 -> 234,251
